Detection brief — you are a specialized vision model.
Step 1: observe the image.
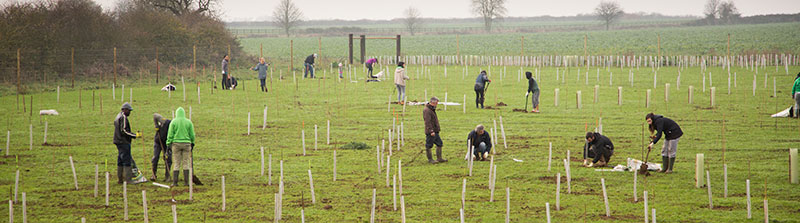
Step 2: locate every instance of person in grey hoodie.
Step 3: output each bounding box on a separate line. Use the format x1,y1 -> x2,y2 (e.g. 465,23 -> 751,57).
114,102 -> 140,184
251,57 -> 270,92
474,71 -> 491,108
221,55 -> 231,89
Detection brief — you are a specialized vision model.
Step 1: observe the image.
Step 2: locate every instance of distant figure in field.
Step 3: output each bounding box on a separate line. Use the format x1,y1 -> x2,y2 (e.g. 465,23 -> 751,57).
251,57 -> 270,92
166,107 -> 196,186
366,58 -> 378,78
151,113 -> 172,182
394,62 -> 409,104
474,71 -> 491,108
114,102 -> 140,184
647,113 -> 683,173
526,71 -> 540,113
423,97 -> 447,164
338,63 -> 344,79
304,54 -> 317,78
582,132 -> 614,168
467,124 -> 492,161
221,55 -> 231,90
791,72 -> 800,117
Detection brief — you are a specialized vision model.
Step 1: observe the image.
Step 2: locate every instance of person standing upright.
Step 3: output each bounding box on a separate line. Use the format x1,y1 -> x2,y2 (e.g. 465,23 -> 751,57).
114,103 -> 140,184
474,71 -> 491,108
304,54 -> 317,78
423,97 -> 447,164
394,62 -> 409,104
166,107 -> 196,186
221,55 -> 231,89
526,71 -> 540,113
252,58 -> 270,92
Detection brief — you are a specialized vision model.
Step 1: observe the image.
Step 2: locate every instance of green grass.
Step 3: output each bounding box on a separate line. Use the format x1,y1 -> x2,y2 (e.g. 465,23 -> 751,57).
1,62 -> 799,222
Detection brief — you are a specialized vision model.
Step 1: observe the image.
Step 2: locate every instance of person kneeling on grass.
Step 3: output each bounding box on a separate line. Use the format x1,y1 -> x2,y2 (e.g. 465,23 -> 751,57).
582,132 -> 614,168
467,124 -> 492,161
646,113 -> 683,173
526,71 -> 540,113
166,107 -> 196,187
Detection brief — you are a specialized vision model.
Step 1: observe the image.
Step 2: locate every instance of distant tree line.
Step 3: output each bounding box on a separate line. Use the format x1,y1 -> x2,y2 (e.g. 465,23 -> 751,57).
0,0 -> 244,82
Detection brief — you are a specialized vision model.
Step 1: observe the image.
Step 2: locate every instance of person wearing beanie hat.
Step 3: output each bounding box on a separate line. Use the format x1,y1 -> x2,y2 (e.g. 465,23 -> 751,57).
526,71 -> 540,113
114,102 -> 140,184
582,132 -> 614,167
474,71 -> 491,108
304,53 -> 317,78
394,61 -> 410,104
150,113 -> 172,181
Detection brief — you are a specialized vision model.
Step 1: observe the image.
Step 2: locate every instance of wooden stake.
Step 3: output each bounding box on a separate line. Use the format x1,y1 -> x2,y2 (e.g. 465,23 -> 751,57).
69,156 -> 78,190
505,186 -> 511,223
105,172 -> 109,206
401,196 -> 406,223
746,179 -> 751,219
546,203 -> 551,223
393,174 -> 397,210
556,173 -> 561,210
142,190 -> 148,223
602,178 -> 610,217
222,175 -> 226,211
21,192 -> 26,223
308,169 -> 316,204
707,170 -> 713,208
124,182 -> 128,220
370,188 -> 376,223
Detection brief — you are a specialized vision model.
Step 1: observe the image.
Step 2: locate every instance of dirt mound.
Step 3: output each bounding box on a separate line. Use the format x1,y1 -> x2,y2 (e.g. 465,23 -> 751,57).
496,102 -> 507,106
512,108 -> 528,113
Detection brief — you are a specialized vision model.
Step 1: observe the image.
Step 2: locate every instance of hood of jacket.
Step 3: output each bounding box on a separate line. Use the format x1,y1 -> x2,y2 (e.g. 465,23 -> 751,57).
176,107 -> 186,119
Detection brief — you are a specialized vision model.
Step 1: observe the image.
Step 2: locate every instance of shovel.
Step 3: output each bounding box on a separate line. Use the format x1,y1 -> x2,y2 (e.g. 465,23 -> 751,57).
639,146 -> 652,176
524,92 -> 529,111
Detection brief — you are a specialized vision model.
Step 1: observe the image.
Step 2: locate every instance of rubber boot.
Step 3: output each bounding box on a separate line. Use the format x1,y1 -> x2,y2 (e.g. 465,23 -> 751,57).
164,167 -> 171,182
171,171 -> 180,187
667,157 -> 676,173
659,156 -> 669,173
426,148 -> 436,164
435,146 -> 448,163
183,170 -> 190,186
123,166 -> 133,184
117,166 -> 124,184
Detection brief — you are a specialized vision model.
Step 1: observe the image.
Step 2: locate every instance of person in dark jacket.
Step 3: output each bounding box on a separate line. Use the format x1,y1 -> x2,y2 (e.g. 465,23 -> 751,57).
423,97 -> 447,164
582,132 -> 614,167
467,124 -> 492,161
474,71 -> 491,108
526,71 -> 540,113
114,102 -> 140,184
150,113 -> 172,182
646,113 -> 683,173
252,58 -> 270,92
304,54 -> 317,78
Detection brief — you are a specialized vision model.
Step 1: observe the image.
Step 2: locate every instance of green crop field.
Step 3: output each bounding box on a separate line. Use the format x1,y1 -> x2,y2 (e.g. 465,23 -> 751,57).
1,59 -> 800,222
2,21 -> 800,222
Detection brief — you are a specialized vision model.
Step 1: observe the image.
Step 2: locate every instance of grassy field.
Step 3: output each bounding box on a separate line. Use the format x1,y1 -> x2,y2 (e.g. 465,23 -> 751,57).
239,22 -> 800,63
1,61 -> 799,222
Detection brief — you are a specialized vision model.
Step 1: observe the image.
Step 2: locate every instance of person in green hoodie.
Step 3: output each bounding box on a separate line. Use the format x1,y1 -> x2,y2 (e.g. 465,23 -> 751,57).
166,107 -> 196,187
791,72 -> 800,117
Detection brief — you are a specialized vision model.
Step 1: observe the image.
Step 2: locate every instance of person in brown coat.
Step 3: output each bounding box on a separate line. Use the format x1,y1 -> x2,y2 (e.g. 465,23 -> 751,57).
423,97 -> 447,164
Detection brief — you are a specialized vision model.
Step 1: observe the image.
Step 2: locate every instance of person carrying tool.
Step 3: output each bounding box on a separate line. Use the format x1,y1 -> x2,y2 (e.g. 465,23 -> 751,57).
166,107 -> 196,186
467,124 -> 492,161
151,113 -> 172,182
304,54 -> 317,78
526,71 -> 540,113
113,102 -> 141,184
582,132 -> 614,167
474,71 -> 491,109
646,113 -> 683,173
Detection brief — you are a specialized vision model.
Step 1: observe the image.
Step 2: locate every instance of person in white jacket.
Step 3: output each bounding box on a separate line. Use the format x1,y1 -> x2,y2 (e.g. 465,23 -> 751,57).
394,62 -> 410,105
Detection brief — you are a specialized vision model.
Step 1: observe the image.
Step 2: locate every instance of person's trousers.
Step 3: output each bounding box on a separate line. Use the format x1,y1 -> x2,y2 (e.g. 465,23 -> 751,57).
260,79 -> 267,92
222,73 -> 230,89
171,142 -> 192,171
531,90 -> 540,107
425,133 -> 443,148
367,64 -> 374,77
152,142 -> 172,172
475,88 -> 485,107
661,138 -> 679,158
474,142 -> 489,157
396,84 -> 406,101
304,63 -> 315,78
116,143 -> 132,167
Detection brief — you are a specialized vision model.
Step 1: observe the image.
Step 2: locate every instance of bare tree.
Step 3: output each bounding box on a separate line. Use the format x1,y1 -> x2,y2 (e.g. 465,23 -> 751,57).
144,0 -> 212,16
272,0 -> 303,37
717,1 -> 740,24
703,0 -> 720,25
471,0 -> 507,32
403,7 -> 423,35
594,1 -> 624,30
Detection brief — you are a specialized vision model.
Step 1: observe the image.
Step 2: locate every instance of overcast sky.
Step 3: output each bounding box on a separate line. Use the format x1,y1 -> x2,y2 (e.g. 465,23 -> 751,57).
12,0 -> 800,21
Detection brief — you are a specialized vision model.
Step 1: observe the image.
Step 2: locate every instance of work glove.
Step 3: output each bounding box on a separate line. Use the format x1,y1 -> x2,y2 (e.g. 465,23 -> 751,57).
487,80 -> 492,82
582,160 -> 589,166
647,143 -> 654,150
135,131 -> 142,138
526,92 -> 530,97
587,162 -> 594,167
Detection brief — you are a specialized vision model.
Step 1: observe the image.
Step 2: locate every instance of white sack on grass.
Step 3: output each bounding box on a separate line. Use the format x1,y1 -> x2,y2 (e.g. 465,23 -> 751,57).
406,101 -> 461,106
39,110 -> 59,116
627,158 -> 662,171
771,106 -> 792,117
374,71 -> 385,79
161,84 -> 176,91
